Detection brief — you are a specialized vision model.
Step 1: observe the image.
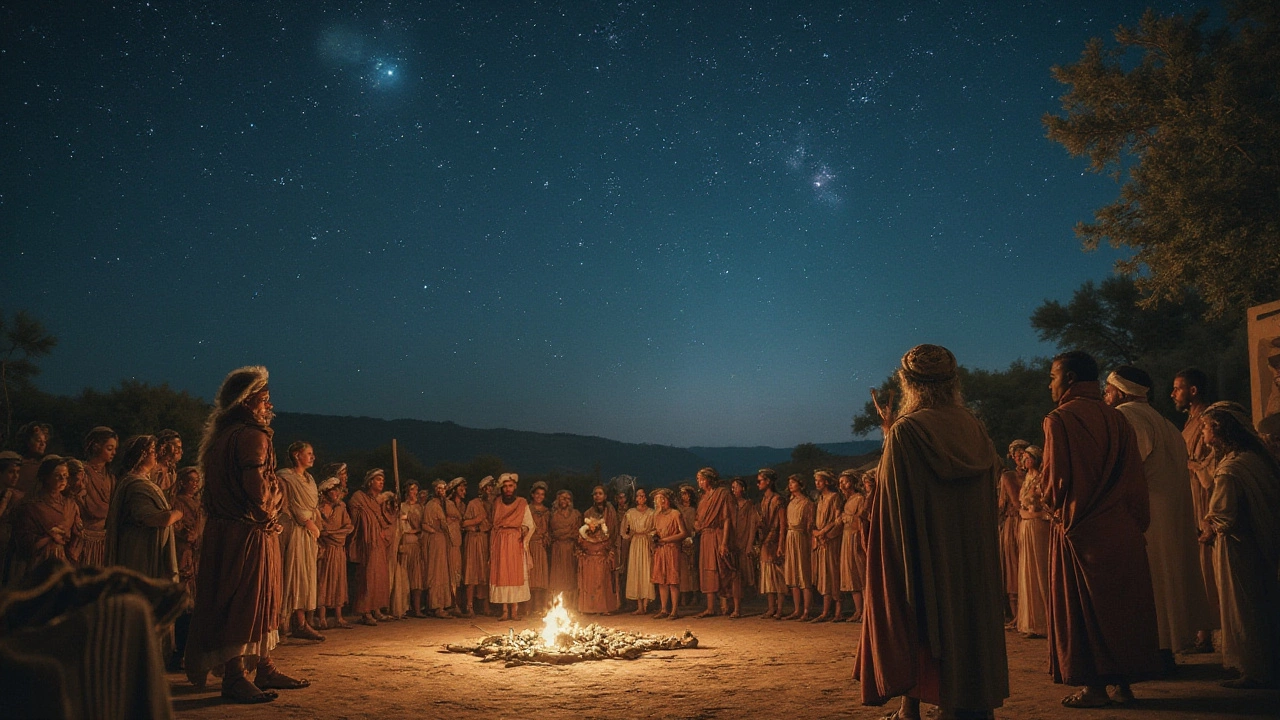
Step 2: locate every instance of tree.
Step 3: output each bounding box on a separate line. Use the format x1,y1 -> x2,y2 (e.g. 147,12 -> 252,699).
1044,1 -> 1280,317
851,363 -> 1052,453
0,310 -> 57,445
1031,276 -> 1249,414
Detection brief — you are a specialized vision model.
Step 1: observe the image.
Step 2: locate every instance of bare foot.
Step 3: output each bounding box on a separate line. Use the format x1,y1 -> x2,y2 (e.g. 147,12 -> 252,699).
667,613 -> 680,621
808,614 -> 830,623
693,609 -> 715,619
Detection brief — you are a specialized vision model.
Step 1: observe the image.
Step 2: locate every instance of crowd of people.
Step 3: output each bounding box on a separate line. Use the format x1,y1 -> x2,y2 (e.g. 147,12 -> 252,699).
0,350 -> 1277,715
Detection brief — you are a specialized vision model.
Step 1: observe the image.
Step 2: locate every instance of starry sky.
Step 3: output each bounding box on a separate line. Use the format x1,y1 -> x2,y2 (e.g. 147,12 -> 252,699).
1,0 -> 1202,447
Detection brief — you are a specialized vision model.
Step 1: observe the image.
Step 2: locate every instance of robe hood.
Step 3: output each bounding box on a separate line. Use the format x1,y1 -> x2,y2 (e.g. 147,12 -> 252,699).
897,405 -> 1002,482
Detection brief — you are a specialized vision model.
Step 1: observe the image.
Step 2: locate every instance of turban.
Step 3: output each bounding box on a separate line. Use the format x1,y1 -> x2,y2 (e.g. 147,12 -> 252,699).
1023,445 -> 1043,461
839,468 -> 859,479
479,475 -> 495,490
430,478 -> 447,490
0,450 -> 22,465
1107,365 -> 1152,397
446,477 -> 465,493
498,472 -> 518,487
900,344 -> 957,383
530,480 -> 548,493
1008,439 -> 1030,453
814,469 -> 836,484
652,487 -> 675,503
555,489 -> 573,502
757,468 -> 778,481
318,477 -> 341,493
215,365 -> 269,410
364,468 -> 385,483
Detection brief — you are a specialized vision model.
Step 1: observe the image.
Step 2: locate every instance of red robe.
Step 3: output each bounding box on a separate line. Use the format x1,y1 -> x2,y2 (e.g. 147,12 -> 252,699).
184,407 -> 284,675
1043,383 -> 1162,686
694,486 -> 733,593
347,490 -> 394,614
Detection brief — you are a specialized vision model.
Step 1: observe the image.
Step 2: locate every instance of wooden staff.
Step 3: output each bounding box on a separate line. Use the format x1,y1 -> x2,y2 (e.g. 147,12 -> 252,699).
392,438 -> 401,497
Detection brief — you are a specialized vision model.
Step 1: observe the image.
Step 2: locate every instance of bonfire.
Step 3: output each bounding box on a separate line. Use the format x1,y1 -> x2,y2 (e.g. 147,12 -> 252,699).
443,594 -> 699,667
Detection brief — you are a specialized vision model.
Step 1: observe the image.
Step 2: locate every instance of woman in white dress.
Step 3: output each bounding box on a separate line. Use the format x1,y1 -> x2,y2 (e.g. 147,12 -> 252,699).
621,487 -> 657,614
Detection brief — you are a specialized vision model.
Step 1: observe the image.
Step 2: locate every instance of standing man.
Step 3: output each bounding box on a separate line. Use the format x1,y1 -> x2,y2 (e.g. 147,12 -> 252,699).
856,345 -> 1008,720
184,366 -> 308,703
999,440 -> 1029,624
348,469 -> 396,625
13,421 -> 50,495
756,468 -> 786,619
693,467 -> 733,619
1104,366 -> 1212,665
1172,367 -> 1220,653
810,469 -> 842,622
489,473 -> 535,621
1044,351 -> 1161,708
461,476 -> 494,617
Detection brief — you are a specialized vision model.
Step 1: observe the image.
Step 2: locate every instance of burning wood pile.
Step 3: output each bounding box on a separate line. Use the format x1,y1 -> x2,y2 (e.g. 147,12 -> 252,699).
442,594 -> 698,667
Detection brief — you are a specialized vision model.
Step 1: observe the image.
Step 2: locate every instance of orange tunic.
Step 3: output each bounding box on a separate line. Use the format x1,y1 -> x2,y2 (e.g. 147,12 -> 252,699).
576,530 -> 617,613
420,497 -> 454,610
78,462 -> 114,568
651,508 -> 686,585
548,507 -> 581,595
347,489 -> 394,614
1043,383 -> 1162,686
812,490 -> 843,596
528,503 -> 550,589
489,496 -> 532,599
694,487 -> 733,593
462,498 -> 491,593
316,500 -> 352,608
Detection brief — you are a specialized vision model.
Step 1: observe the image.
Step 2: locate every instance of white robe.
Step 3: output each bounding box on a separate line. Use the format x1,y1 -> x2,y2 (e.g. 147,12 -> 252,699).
622,507 -> 656,600
277,468 -> 319,613
1117,401 -> 1213,651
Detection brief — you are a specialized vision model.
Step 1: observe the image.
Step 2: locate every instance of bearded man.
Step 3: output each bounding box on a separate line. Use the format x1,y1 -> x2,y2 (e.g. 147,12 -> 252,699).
184,366 -> 308,704
1104,365 -> 1212,665
1044,352 -> 1161,708
856,344 -> 1008,720
489,473 -> 535,621
1172,367 -> 1221,652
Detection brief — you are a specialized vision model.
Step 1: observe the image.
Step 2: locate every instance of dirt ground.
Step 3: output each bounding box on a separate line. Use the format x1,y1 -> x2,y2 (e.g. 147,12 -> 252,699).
170,600 -> 1276,720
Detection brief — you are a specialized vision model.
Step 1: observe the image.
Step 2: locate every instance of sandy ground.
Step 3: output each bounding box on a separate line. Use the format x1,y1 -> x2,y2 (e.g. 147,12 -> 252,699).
171,601 -> 1275,720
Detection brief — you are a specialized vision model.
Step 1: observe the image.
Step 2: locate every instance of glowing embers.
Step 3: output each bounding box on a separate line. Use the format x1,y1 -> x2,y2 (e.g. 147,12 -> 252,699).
443,593 -> 698,667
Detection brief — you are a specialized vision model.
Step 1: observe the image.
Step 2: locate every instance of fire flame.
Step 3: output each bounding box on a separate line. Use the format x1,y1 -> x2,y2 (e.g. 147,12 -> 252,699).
540,593 -> 573,647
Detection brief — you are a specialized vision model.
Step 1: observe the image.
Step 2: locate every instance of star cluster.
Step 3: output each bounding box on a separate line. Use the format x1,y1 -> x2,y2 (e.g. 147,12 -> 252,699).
0,0 -> 1201,446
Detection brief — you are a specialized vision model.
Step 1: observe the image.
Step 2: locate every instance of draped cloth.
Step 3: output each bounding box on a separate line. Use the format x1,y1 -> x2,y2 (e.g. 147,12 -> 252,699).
730,497 -> 759,596
855,405 -> 1009,712
757,492 -> 785,594
0,562 -> 187,720
105,473 -> 179,584
445,499 -> 464,588
621,507 -> 656,600
462,498 -> 491,596
78,463 -> 114,569
316,501 -> 352,608
184,408 -> 283,676
677,505 -> 699,593
548,508 -> 581,596
839,493 -> 867,593
651,509 -> 686,585
1206,450 -> 1280,684
528,504 -> 550,589
171,493 -> 205,600
1016,468 -> 1051,636
489,496 -> 534,604
783,495 -> 813,588
576,530 -> 618,613
276,468 -> 319,613
347,490 -> 394,614
1182,412 -> 1221,626
420,498 -> 454,610
1043,383 -> 1162,687
1116,400 -> 1213,651
998,469 -> 1023,596
812,491 -> 843,596
11,496 -> 81,580
399,502 -> 427,590
695,487 -> 733,593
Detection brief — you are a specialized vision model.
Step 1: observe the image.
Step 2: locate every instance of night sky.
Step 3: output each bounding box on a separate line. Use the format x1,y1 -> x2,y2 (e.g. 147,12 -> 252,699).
1,1 -> 1200,447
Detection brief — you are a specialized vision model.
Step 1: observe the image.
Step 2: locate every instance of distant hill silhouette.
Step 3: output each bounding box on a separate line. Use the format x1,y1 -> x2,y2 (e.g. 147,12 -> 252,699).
688,440 -> 882,476
271,412 -> 880,483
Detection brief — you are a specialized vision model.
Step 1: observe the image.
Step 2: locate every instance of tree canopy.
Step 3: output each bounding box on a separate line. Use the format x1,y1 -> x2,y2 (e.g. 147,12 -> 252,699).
1044,0 -> 1280,316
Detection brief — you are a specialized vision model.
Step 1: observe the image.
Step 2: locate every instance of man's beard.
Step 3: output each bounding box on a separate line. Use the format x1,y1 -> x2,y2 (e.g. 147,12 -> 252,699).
254,408 -> 276,426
